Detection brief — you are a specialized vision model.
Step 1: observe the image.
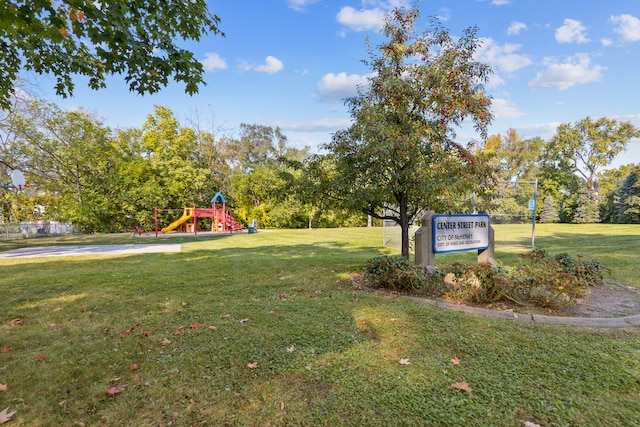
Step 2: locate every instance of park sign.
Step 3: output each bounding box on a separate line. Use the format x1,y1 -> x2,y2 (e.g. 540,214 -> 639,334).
432,214 -> 491,254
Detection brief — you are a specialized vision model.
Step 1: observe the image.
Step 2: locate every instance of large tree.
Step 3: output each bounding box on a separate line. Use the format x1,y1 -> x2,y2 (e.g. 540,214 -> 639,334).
311,8 -> 493,257
0,0 -> 223,110
546,116 -> 640,193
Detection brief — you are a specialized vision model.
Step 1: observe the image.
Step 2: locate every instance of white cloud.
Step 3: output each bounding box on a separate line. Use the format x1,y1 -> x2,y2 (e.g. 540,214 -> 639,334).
201,53 -> 228,72
256,56 -> 284,74
337,6 -> 386,32
317,72 -> 371,101
507,21 -> 527,36
288,0 -> 320,12
476,38 -> 532,73
486,74 -> 506,89
492,0 -> 510,5
490,98 -> 525,119
528,53 -> 604,90
601,38 -> 614,47
240,56 -> 284,74
555,18 -> 589,44
275,118 -> 353,132
435,8 -> 451,22
610,14 -> 640,42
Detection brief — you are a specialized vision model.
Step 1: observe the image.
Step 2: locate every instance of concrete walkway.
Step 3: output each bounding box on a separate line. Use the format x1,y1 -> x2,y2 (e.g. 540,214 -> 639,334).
0,244 -> 181,259
358,285 -> 640,328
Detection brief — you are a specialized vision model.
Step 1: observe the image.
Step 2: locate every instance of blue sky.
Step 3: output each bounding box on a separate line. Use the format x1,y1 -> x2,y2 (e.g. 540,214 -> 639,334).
32,0 -> 640,168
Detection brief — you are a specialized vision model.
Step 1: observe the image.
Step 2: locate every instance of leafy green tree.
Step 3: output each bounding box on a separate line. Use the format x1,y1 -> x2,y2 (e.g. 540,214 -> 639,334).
225,124 -> 311,228
0,0 -> 223,110
6,99 -> 122,230
547,117 -> 640,193
539,196 -> 560,223
487,129 -> 544,182
309,8 -> 493,257
597,165 -> 633,223
572,185 -> 600,223
616,165 -> 640,223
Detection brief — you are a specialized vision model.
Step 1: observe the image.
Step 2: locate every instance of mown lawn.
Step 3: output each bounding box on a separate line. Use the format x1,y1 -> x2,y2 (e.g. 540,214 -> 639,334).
1,226 -> 639,426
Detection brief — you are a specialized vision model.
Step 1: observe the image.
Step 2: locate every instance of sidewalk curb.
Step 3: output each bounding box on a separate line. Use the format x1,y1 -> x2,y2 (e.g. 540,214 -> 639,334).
355,284 -> 640,328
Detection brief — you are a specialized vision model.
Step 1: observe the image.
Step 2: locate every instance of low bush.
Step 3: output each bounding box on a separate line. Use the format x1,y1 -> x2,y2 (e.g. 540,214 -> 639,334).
364,249 -> 610,310
363,255 -> 426,291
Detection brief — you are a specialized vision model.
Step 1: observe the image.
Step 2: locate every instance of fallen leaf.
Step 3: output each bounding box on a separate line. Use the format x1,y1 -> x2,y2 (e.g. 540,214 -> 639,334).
130,364 -> 139,371
278,293 -> 287,301
33,355 -> 48,361
160,338 -> 171,346
247,362 -> 258,369
523,422 -> 543,427
107,384 -> 127,395
451,381 -> 472,393
280,401 -> 285,411
240,318 -> 250,323
220,314 -> 231,318
208,326 -> 218,331
110,376 -> 122,382
8,318 -> 24,326
399,358 -> 410,365
174,326 -> 185,335
53,307 -> 63,312
451,357 -> 460,365
140,331 -> 153,337
190,322 -> 201,329
0,407 -> 16,424
80,307 -> 88,312
286,345 -> 295,353
0,384 -> 6,392
1,347 -> 13,353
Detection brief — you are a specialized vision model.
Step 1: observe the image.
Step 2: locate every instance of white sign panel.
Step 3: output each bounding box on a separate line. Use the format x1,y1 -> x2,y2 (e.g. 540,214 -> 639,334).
432,214 -> 490,254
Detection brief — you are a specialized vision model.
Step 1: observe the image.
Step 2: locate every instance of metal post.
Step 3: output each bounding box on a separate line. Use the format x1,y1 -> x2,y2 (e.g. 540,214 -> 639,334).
531,179 -> 538,248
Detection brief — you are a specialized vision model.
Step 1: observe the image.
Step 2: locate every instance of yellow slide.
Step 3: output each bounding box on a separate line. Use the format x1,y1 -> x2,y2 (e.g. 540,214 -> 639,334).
161,211 -> 193,233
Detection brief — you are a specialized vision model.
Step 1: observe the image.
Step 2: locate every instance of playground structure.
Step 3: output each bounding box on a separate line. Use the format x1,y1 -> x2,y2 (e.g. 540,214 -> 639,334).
154,193 -> 243,237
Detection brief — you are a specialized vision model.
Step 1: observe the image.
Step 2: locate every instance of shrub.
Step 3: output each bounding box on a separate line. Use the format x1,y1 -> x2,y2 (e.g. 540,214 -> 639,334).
363,256 -> 426,291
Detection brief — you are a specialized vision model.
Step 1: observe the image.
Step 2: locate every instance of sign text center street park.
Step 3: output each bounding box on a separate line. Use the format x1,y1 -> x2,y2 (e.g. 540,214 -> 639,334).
432,214 -> 491,253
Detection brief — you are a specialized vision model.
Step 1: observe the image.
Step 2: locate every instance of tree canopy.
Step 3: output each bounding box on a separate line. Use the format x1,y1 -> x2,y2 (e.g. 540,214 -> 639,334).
0,0 -> 223,110
308,7 -> 493,257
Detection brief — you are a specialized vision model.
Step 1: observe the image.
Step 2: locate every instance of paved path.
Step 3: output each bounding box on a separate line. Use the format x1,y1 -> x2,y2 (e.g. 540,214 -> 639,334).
0,244 -> 181,259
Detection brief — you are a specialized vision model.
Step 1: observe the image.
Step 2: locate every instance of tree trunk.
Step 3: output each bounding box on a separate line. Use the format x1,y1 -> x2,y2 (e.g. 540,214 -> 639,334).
398,193 -> 410,258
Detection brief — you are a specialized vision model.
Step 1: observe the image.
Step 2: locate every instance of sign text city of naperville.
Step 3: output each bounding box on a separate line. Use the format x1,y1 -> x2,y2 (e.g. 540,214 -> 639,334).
432,214 -> 490,253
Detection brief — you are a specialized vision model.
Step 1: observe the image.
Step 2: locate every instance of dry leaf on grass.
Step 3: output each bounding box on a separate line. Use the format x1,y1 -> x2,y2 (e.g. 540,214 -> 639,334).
33,355 -> 48,361
1,347 -> 12,353
240,318 -> 250,323
130,364 -> 139,371
451,357 -> 460,365
190,322 -> 201,329
286,345 -> 295,353
8,318 -> 24,326
247,362 -> 258,369
208,326 -> 218,331
160,338 -> 171,346
0,384 -> 6,392
107,384 -> 127,395
523,422 -> 543,427
174,326 -> 185,335
451,381 -> 472,393
399,358 -> 410,365
0,407 -> 16,424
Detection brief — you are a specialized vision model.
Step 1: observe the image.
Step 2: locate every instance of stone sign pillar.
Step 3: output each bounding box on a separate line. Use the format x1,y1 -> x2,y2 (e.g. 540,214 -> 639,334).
414,211 -> 436,271
477,225 -> 497,266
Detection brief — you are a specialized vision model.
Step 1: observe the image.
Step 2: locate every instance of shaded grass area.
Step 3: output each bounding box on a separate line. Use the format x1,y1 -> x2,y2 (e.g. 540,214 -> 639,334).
1,227 -> 639,426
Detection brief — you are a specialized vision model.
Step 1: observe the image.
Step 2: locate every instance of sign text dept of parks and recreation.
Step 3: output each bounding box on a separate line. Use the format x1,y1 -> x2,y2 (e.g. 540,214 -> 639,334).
432,214 -> 490,254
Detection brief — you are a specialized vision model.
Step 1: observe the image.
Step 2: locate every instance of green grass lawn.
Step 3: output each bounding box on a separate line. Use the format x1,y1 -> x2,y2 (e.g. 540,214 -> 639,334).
1,226 -> 639,426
